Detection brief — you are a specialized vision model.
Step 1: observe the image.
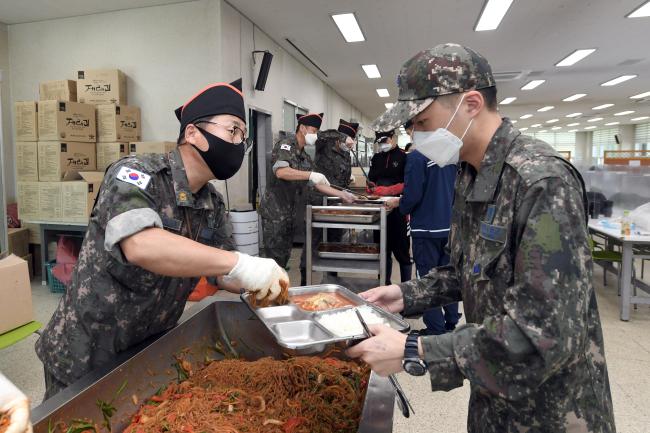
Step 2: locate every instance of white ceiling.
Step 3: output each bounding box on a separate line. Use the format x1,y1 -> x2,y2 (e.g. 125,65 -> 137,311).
2,0 -> 649,133
0,0 -> 191,25
227,0 -> 650,133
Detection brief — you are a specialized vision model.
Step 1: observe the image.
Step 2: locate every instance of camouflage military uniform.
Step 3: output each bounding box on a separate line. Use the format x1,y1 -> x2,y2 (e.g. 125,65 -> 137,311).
36,148 -> 234,394
259,134 -> 313,268
299,130 -> 353,275
400,119 -> 616,432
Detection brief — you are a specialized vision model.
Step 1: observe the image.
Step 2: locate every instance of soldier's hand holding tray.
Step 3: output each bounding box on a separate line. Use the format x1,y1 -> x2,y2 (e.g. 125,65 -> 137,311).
226,252 -> 290,302
359,284 -> 405,314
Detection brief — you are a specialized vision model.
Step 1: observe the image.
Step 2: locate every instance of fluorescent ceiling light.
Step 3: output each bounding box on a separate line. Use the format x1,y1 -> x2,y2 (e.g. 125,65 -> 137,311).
587,117 -> 603,122
593,103 -> 614,110
601,75 -> 637,86
538,106 -> 554,112
376,88 -> 390,98
568,129 -> 579,132
499,97 -> 517,104
545,118 -> 559,123
631,116 -> 650,121
566,112 -> 582,118
521,79 -> 545,90
551,126 -> 562,130
563,93 -> 587,102
331,13 -> 365,42
539,130 -> 548,133
567,122 -> 580,126
531,123 -> 542,127
627,1 -> 650,18
631,91 -> 650,99
520,114 -> 533,119
385,103 -> 394,109
362,64 -> 381,79
555,49 -> 596,67
519,127 -> 528,131
614,110 -> 635,116
475,0 -> 514,31
511,120 -> 518,123
584,126 -> 597,129
605,122 -> 620,126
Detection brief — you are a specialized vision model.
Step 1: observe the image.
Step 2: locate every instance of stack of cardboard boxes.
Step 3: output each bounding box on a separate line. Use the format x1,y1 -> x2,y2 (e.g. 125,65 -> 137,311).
15,70 -> 139,224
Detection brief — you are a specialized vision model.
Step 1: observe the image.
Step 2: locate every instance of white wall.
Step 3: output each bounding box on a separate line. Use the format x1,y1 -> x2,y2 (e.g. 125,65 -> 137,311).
6,0 -> 222,200
218,2 -> 373,207
0,23 -> 13,200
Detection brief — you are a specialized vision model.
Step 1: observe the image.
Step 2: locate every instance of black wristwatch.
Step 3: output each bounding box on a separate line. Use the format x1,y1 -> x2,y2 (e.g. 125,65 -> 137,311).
402,331 -> 427,376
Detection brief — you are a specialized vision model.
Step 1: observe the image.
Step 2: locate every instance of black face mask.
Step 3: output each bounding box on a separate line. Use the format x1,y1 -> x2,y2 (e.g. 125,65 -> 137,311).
193,126 -> 245,180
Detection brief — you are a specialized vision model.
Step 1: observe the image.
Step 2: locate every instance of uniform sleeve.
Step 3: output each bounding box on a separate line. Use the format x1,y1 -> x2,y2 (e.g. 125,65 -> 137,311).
272,142 -> 298,174
96,162 -> 162,261
422,177 -> 593,399
399,154 -> 426,215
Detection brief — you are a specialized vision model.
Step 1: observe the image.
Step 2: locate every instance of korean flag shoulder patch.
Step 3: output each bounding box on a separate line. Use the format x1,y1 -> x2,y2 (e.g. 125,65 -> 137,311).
280,143 -> 292,151
116,166 -> 152,190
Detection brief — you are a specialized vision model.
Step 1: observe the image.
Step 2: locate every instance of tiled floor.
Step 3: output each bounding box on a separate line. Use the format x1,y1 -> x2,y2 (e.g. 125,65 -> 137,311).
1,248 -> 649,432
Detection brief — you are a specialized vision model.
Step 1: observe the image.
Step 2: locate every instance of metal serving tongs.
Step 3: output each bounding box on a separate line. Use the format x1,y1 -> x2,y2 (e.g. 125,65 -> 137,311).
330,184 -> 370,200
353,308 -> 415,418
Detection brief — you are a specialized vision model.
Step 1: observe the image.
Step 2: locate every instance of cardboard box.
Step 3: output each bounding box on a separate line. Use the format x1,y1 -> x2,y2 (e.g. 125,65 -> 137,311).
77,69 -> 127,105
16,142 -> 39,181
38,100 -> 96,142
97,104 -> 141,142
38,141 -> 97,181
23,223 -> 41,244
40,80 -> 77,102
350,167 -> 368,188
97,142 -> 128,171
17,182 -> 40,221
14,101 -> 38,141
7,228 -> 30,257
61,172 -> 103,222
129,141 -> 175,156
0,254 -> 33,334
38,182 -> 63,220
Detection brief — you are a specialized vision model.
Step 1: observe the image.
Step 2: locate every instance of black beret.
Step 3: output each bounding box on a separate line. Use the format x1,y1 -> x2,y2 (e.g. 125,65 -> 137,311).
296,112 -> 324,129
338,119 -> 360,139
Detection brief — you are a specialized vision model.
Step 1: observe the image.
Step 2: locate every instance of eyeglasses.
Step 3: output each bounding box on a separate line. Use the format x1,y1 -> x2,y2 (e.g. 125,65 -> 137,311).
196,121 -> 252,152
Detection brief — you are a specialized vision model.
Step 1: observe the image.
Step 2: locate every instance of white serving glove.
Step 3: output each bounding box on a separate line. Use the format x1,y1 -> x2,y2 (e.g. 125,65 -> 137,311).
227,252 -> 289,300
341,191 -> 357,204
349,174 -> 356,184
308,172 -> 330,187
0,374 -> 32,433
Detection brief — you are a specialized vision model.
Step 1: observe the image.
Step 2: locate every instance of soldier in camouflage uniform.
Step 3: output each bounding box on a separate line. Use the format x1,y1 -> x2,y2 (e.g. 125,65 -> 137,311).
347,44 -> 616,433
299,119 -> 358,284
36,79 -> 289,399
259,114 -> 355,269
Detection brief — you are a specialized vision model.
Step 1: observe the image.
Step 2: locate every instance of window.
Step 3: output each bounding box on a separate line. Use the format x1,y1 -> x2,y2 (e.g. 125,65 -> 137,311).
634,122 -> 650,151
592,128 -> 618,165
529,131 -> 576,153
282,100 -> 308,133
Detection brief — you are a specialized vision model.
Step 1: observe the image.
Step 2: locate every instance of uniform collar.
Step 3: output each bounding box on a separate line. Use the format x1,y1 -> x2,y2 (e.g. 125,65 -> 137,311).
168,148 -> 214,210
466,118 -> 520,203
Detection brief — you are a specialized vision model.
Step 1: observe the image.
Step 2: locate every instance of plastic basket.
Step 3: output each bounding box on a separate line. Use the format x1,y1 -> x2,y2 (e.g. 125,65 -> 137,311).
46,261 -> 67,294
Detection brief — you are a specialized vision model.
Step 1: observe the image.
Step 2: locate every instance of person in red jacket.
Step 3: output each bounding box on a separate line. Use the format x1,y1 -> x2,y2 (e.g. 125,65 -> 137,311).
368,130 -> 412,283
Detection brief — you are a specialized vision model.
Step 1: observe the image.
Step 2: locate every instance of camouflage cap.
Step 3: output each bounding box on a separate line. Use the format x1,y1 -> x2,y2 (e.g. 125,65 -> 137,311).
371,43 -> 496,132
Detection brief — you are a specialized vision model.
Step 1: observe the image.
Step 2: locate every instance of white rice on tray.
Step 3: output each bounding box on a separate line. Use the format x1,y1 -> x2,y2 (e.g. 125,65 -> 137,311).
316,305 -> 390,337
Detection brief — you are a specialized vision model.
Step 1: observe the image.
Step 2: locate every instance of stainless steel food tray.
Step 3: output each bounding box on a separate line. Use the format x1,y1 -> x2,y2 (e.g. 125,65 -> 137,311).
313,210 -> 380,224
31,298 -> 397,433
317,243 -> 380,261
241,284 -> 409,352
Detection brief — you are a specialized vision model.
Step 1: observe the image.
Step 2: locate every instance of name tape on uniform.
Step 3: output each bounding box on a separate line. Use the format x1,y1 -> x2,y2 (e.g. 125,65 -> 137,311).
280,144 -> 292,151
116,166 -> 151,190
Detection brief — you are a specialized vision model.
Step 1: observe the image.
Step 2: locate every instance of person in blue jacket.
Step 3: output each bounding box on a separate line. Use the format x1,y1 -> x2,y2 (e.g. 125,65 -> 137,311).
386,139 -> 461,335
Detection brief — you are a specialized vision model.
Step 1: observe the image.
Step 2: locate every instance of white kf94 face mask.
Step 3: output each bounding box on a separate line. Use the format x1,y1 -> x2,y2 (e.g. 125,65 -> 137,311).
412,94 -> 473,167
304,133 -> 317,146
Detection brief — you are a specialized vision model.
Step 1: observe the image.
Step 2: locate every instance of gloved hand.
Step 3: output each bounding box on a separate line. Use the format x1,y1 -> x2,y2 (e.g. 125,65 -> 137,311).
0,374 -> 32,433
308,172 -> 330,187
341,191 -> 356,204
227,252 -> 289,300
373,183 -> 404,196
349,174 -> 356,184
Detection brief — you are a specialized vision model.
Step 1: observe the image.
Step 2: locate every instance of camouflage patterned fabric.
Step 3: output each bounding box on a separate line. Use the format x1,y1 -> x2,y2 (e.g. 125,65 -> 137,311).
400,119 -> 616,433
35,148 -> 234,387
259,134 -> 313,268
372,43 -> 496,132
309,129 -> 352,205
